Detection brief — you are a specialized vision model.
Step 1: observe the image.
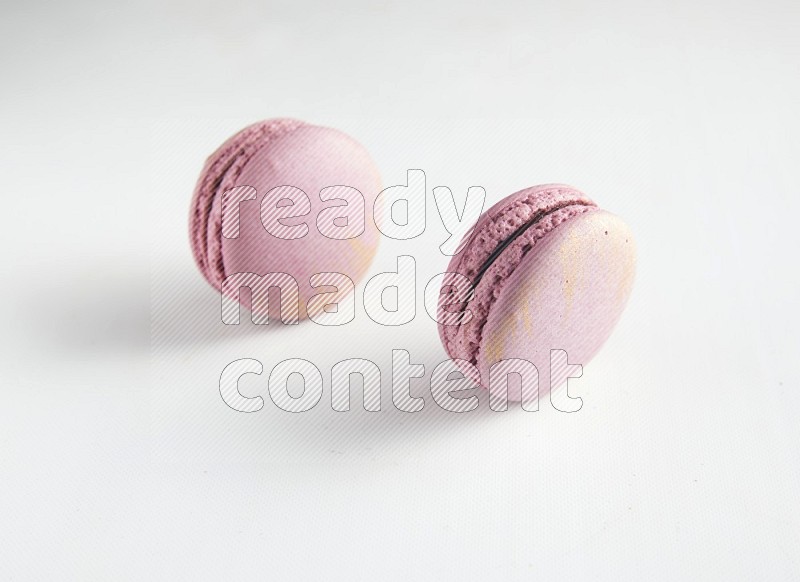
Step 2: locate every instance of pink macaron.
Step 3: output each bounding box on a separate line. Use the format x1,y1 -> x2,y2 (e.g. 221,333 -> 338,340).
438,184 -> 636,402
189,119 -> 382,321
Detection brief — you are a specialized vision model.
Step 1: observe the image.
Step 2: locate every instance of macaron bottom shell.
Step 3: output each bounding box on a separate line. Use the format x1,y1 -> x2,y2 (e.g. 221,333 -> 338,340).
477,210 -> 636,402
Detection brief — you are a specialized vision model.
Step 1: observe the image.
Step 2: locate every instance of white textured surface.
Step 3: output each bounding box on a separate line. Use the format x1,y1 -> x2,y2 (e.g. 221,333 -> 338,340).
1,0 -> 799,579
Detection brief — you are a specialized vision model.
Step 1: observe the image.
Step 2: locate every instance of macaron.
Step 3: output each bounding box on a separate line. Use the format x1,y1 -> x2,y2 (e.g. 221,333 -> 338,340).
438,184 -> 636,402
189,119 -> 382,321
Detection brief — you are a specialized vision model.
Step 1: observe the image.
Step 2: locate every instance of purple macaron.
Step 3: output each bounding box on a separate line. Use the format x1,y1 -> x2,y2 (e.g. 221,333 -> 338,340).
439,184 -> 636,402
189,119 -> 382,321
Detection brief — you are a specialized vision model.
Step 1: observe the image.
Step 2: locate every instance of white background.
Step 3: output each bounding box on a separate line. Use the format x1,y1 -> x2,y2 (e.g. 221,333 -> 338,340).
2,0 -> 799,579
